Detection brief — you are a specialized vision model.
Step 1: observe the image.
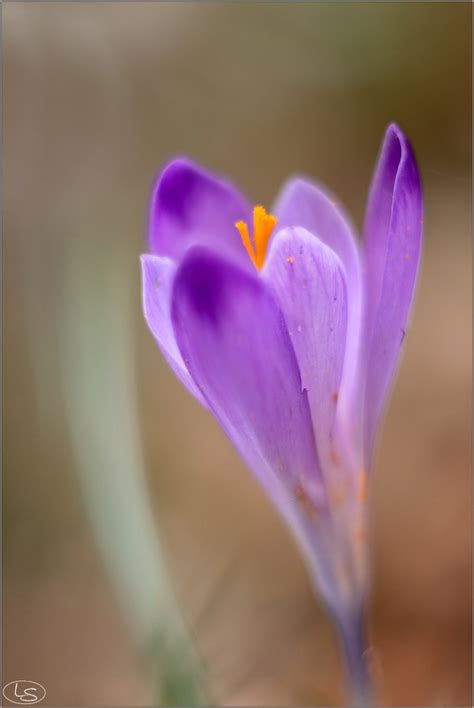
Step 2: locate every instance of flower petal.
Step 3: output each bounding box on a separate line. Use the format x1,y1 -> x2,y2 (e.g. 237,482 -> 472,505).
363,124 -> 423,457
141,254 -> 207,406
149,158 -> 253,266
273,177 -> 364,434
273,176 -> 360,302
171,247 -> 324,507
262,227 -> 348,477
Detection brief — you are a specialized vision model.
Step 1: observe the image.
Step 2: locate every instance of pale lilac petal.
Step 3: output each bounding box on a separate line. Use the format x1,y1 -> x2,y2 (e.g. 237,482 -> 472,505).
262,227 -> 348,476
171,247 -> 324,508
363,124 -> 423,457
272,176 -> 360,302
141,254 -> 207,406
148,158 -> 253,266
273,177 -> 364,434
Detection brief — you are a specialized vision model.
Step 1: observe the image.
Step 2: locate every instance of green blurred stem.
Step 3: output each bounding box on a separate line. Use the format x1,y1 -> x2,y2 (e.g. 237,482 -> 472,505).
54,237 -> 205,705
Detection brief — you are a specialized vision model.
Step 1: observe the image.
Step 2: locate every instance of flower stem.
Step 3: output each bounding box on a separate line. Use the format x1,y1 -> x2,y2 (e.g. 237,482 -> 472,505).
334,608 -> 372,707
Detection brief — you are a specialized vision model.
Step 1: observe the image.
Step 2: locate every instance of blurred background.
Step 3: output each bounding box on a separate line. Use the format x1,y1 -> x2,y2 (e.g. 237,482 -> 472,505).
3,3 -> 471,706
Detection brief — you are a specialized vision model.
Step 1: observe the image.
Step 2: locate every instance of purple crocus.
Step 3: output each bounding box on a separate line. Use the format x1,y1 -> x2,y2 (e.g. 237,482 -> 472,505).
141,124 -> 422,704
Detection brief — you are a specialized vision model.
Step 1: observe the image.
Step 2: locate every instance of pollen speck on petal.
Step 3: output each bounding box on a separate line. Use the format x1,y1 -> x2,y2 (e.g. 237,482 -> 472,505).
357,469 -> 367,503
294,482 -> 318,519
330,448 -> 341,466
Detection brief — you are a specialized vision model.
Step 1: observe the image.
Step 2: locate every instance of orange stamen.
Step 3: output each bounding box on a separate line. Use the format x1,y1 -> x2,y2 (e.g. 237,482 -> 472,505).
235,205 -> 277,271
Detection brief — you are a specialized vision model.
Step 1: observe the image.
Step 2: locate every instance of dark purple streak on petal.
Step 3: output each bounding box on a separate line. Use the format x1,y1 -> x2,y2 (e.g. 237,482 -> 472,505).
363,124 -> 423,459
149,158 -> 253,267
171,247 -> 324,509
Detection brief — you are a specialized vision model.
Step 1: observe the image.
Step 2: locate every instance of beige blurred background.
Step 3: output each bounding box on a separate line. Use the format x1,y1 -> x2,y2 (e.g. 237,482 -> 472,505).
3,3 -> 471,706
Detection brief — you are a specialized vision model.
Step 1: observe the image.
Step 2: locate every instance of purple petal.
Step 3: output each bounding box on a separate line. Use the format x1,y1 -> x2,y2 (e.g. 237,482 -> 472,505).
273,177 -> 364,435
141,254 -> 207,406
273,176 -> 361,302
148,158 -> 253,267
171,247 -> 324,508
262,227 -> 348,476
363,124 -> 423,457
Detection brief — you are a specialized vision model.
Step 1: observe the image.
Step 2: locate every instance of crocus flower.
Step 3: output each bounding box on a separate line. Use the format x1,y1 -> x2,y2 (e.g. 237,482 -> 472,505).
141,124 -> 422,705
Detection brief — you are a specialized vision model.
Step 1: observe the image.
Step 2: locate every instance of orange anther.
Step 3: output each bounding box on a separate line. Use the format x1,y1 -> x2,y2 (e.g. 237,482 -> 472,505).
235,205 -> 277,271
